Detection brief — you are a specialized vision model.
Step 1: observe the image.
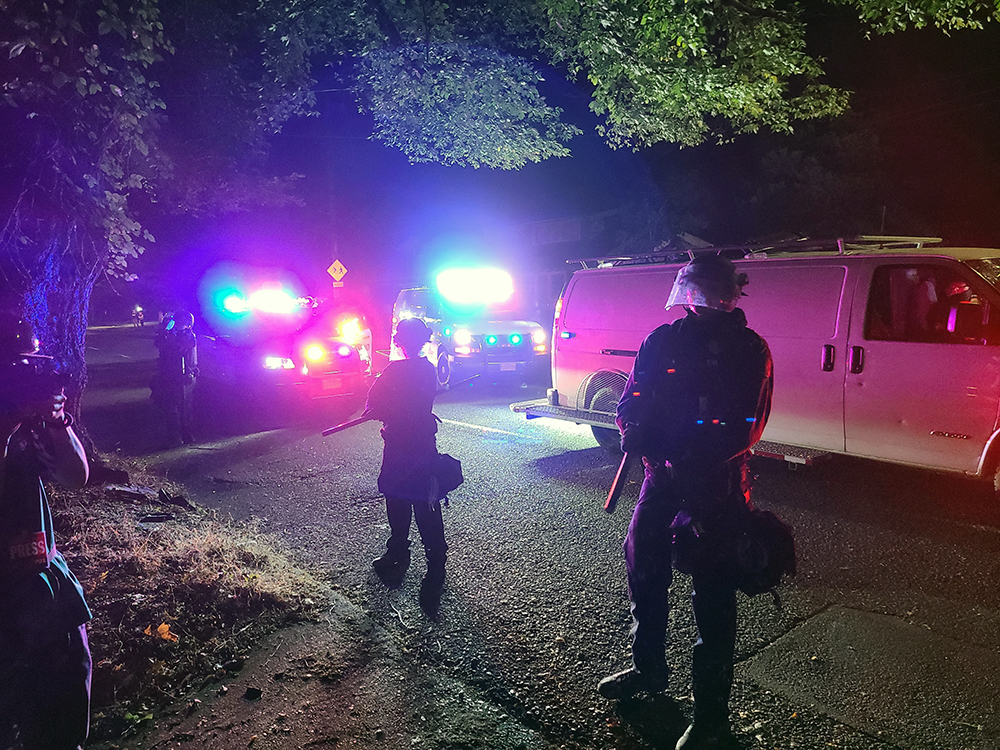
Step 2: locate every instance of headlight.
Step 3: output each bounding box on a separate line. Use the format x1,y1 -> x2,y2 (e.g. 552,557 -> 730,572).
336,344 -> 353,358
304,344 -> 326,362
339,317 -> 363,345
532,329 -> 546,344
453,329 -> 473,346
264,356 -> 295,370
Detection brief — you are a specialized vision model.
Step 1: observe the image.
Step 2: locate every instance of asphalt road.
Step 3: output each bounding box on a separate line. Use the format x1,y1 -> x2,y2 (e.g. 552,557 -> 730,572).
83,325 -> 1000,749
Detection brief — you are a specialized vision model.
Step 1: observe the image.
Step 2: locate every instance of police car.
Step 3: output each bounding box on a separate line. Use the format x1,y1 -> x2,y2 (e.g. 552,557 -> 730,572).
391,268 -> 548,387
196,278 -> 373,407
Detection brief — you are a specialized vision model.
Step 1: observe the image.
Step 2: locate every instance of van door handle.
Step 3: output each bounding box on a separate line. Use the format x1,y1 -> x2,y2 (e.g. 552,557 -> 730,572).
849,345 -> 865,374
822,344 -> 835,372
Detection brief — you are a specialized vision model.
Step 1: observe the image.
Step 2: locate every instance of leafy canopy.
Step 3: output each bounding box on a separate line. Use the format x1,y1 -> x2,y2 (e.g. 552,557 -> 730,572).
306,0 -> 997,165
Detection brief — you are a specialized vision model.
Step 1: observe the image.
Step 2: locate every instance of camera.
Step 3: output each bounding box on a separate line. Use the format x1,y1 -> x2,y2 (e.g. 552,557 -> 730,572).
0,356 -> 68,419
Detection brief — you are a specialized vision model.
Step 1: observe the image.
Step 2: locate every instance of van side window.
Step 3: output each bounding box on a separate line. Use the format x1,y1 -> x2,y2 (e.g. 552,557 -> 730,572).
865,264 -> 993,345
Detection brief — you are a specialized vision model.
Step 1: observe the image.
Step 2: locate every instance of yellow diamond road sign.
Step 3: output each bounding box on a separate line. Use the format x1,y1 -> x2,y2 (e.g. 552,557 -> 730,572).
327,259 -> 347,282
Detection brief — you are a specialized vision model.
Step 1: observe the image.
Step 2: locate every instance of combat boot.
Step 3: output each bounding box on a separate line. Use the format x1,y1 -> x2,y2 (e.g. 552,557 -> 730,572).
372,550 -> 410,588
675,722 -> 740,750
419,563 -> 445,619
597,667 -> 669,700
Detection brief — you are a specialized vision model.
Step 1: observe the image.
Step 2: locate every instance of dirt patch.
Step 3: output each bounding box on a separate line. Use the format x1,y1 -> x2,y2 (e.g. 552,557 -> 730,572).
105,597 -> 545,750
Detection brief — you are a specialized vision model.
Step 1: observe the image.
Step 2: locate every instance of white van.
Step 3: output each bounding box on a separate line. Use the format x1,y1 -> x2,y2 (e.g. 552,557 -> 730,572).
512,237 -> 1000,495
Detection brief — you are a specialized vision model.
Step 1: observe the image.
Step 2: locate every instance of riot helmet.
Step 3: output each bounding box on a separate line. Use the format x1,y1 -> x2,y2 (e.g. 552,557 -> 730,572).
665,254 -> 748,313
394,317 -> 432,352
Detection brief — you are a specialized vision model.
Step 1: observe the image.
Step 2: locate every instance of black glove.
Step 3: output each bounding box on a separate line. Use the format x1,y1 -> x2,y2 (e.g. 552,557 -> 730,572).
619,422 -> 644,454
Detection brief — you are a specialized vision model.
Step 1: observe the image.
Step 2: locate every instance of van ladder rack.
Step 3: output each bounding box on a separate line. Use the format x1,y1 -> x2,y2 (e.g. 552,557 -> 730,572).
568,236 -> 944,269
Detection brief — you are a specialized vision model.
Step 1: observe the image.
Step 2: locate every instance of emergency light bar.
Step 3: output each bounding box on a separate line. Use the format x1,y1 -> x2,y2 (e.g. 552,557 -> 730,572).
218,287 -> 312,318
436,268 -> 514,306
249,287 -> 303,314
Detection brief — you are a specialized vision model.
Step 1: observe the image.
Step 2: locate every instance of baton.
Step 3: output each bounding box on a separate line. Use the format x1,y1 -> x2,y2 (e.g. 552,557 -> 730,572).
437,372 -> 481,392
320,373 -> 483,436
604,452 -> 635,514
321,411 -> 374,437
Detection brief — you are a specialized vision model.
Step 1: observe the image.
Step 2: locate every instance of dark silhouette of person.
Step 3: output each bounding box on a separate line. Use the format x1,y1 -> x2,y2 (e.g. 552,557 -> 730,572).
151,310 -> 198,446
363,317 -> 448,617
928,278 -> 974,341
599,255 -> 773,750
0,307 -> 92,750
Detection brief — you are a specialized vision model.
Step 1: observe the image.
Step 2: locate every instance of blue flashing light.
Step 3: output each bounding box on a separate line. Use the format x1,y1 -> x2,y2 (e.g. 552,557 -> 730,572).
509,333 -> 522,345
696,419 -> 705,425
485,334 -> 498,345
443,326 -> 453,337
221,292 -> 251,316
746,417 -> 757,422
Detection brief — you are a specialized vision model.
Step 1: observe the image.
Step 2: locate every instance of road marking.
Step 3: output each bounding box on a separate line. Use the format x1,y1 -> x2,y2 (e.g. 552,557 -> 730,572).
438,418 -> 520,436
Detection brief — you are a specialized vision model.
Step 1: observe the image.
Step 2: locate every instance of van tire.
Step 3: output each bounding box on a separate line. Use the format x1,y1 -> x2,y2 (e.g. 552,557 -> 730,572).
592,426 -> 623,456
436,350 -> 452,388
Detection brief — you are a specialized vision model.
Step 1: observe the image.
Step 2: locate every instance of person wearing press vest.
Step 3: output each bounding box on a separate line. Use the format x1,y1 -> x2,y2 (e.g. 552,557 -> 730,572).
0,306 -> 92,750
598,255 -> 774,750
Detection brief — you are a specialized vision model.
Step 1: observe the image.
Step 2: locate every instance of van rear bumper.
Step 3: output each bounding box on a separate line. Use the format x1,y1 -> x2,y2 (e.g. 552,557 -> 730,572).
510,397 -> 617,428
751,441 -> 831,466
511,397 -> 833,465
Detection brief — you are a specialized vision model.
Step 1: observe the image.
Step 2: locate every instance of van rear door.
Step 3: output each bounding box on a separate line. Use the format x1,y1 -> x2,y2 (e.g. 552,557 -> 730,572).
843,258 -> 1000,474
554,266 -> 680,407
737,259 -> 854,452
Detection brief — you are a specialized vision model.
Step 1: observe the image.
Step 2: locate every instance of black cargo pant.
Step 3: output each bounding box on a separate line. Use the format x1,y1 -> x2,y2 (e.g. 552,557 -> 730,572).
152,376 -> 194,443
384,496 -> 447,571
624,463 -> 738,727
0,622 -> 92,750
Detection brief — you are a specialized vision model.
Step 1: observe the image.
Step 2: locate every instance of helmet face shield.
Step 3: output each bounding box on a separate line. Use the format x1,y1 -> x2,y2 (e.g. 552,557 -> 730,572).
665,256 -> 747,312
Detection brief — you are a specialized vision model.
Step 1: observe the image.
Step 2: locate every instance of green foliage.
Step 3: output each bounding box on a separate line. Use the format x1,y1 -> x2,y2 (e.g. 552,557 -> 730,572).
541,0 -> 850,147
845,0 -> 999,32
1,0 -> 170,280
1,0 -> 173,405
339,0 -> 578,168
356,43 -> 580,168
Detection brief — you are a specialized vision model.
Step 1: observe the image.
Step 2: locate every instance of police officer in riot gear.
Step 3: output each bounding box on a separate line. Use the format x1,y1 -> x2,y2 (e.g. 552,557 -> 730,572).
152,310 -> 198,446
597,254 -> 773,750
0,308 -> 92,750
365,317 -> 448,617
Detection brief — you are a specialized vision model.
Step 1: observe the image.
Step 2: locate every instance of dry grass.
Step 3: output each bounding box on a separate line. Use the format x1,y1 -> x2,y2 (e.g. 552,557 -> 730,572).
48,454 -> 327,742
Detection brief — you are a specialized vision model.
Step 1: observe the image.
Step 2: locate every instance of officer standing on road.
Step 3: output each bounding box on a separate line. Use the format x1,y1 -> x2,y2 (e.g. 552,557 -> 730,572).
0,307 -> 92,750
364,317 -> 448,617
151,310 -> 198,447
597,255 -> 773,750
